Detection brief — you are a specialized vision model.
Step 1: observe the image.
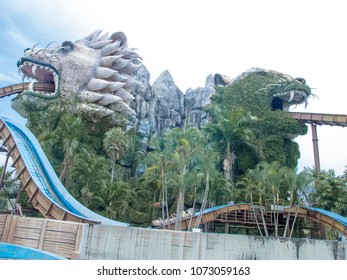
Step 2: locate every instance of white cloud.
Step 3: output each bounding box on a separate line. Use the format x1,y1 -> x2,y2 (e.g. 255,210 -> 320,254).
0,73 -> 19,84
6,30 -> 34,49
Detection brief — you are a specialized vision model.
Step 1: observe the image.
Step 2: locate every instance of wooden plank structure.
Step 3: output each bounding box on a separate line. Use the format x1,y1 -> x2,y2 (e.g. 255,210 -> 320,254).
285,206 -> 347,238
154,203 -> 347,238
0,119 -> 98,224
154,204 -> 287,232
0,214 -> 85,259
290,112 -> 347,127
155,204 -> 253,231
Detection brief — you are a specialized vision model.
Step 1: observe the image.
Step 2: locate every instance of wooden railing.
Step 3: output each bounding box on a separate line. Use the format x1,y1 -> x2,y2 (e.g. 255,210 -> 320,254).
0,214 -> 85,259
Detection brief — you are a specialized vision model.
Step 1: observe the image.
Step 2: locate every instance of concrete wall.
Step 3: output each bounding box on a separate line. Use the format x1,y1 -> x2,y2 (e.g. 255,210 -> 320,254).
79,224 -> 347,260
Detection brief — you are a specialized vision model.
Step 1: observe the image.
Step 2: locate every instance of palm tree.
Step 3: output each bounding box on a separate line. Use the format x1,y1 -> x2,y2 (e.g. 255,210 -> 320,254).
193,147 -> 220,228
308,168 -> 347,216
175,127 -> 205,230
103,127 -> 129,182
241,162 -> 271,236
207,107 -> 264,181
282,168 -> 311,238
91,180 -> 136,220
257,161 -> 284,237
70,154 -> 110,206
142,139 -> 175,226
54,115 -> 91,184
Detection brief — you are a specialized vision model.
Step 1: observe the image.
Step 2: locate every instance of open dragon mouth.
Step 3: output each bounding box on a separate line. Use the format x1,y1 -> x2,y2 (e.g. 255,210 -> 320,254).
273,90 -> 308,104
17,57 -> 60,98
270,78 -> 311,111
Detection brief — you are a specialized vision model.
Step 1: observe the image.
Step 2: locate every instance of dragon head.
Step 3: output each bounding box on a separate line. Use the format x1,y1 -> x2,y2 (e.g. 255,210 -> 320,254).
215,67 -> 313,111
15,30 -> 142,119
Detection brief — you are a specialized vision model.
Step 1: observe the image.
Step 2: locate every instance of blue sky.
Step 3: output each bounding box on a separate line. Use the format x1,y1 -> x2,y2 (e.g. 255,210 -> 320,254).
1,0 -> 347,174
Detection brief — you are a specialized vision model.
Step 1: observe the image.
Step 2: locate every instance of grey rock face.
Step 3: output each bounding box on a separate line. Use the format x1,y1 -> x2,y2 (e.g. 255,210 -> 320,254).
184,74 -> 214,128
131,68 -> 215,152
152,70 -> 185,132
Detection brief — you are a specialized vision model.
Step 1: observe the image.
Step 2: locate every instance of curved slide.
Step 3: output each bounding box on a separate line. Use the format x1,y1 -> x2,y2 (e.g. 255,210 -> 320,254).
0,116 -> 128,226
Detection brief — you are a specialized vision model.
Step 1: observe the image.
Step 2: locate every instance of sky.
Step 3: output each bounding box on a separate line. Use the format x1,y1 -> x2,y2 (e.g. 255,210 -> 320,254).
0,0 -> 347,174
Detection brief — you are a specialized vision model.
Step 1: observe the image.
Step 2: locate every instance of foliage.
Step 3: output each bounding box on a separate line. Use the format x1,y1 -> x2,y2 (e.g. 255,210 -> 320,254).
0,166 -> 18,210
141,126 -> 232,228
69,154 -> 110,205
103,127 -> 131,182
307,168 -> 347,216
207,71 -> 308,177
90,180 -> 137,221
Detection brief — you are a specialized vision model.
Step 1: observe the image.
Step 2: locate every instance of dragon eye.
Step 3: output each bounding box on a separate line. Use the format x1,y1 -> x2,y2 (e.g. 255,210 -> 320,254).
60,41 -> 74,52
295,77 -> 306,84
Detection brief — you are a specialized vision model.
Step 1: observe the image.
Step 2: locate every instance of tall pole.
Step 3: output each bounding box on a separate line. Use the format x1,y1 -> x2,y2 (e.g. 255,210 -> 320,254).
311,124 -> 321,173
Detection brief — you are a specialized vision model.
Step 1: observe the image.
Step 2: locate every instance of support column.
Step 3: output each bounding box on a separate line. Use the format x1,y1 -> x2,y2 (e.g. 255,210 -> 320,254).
225,222 -> 230,234
0,148 -> 9,191
311,124 -> 321,173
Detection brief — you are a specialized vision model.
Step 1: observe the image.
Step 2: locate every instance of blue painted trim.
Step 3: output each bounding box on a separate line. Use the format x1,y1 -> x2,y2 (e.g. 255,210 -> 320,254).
0,242 -> 66,260
309,207 -> 347,227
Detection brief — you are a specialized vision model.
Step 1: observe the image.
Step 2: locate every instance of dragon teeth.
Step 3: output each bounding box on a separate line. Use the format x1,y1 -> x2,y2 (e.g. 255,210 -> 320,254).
32,65 -> 37,75
28,82 -> 34,92
53,73 -> 59,86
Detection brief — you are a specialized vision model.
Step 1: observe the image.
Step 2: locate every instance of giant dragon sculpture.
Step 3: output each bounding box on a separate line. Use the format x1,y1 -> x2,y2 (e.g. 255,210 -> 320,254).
0,30 -> 314,129
8,30 -> 143,122
0,30 -> 314,170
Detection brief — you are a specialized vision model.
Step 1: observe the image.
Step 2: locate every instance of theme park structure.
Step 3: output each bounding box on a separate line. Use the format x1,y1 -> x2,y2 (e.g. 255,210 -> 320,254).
0,30 -> 346,259
0,99 -> 346,259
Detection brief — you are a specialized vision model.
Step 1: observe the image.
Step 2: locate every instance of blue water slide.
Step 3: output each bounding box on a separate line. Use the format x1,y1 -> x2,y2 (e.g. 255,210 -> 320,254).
309,207 -> 347,227
1,116 -> 128,227
0,242 -> 66,260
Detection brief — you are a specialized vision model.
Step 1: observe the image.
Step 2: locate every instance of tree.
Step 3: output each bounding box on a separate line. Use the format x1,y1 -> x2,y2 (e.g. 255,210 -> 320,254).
256,161 -> 284,237
282,168 -> 311,237
103,127 -> 129,182
58,116 -> 86,183
206,106 -> 264,181
90,180 -> 136,220
308,168 -> 347,216
193,146 -> 221,228
69,154 -> 110,206
237,164 -> 269,237
141,136 -> 175,226
168,127 -> 207,230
